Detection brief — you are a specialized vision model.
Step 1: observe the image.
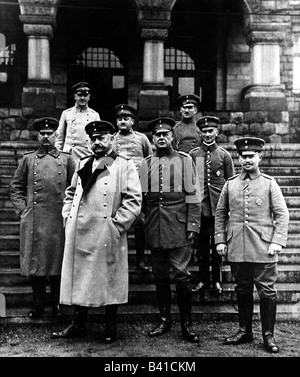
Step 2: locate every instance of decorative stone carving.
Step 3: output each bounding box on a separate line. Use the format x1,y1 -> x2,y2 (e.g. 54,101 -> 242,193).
246,0 -> 262,13
141,28 -> 168,40
136,0 -> 176,10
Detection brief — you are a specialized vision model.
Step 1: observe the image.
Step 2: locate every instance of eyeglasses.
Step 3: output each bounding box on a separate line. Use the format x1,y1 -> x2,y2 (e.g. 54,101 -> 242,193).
76,91 -> 90,97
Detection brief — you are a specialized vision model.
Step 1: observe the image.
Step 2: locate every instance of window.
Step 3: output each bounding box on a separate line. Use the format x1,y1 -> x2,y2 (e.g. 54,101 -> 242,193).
0,33 -> 16,66
164,47 -> 195,71
293,36 -> 300,93
75,47 -> 123,69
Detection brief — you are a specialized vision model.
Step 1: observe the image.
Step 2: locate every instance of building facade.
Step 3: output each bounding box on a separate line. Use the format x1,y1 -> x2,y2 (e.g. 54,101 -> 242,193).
1,0 -> 300,142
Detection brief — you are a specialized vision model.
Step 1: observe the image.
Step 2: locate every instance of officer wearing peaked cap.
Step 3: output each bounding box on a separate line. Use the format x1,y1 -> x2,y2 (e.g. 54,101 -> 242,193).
52,117 -> 142,343
112,104 -> 153,273
139,116 -> 201,343
214,136 -> 289,354
10,116 -> 75,320
189,115 -> 235,296
173,94 -> 202,153
55,81 -> 100,165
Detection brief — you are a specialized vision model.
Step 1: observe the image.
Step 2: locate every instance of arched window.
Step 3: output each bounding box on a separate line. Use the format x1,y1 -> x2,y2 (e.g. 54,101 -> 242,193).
75,47 -> 123,69
293,36 -> 300,93
0,33 -> 16,66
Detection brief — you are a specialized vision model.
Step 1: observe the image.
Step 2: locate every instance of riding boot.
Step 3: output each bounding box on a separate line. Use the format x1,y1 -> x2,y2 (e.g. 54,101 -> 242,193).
260,296 -> 279,353
176,283 -> 199,343
104,304 -> 118,343
28,276 -> 46,319
149,284 -> 171,337
49,275 -> 62,318
224,294 -> 254,344
51,305 -> 88,338
134,226 -> 149,272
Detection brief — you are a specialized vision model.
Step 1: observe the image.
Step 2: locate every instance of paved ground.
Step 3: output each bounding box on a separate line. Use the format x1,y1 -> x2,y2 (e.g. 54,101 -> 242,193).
0,319 -> 299,359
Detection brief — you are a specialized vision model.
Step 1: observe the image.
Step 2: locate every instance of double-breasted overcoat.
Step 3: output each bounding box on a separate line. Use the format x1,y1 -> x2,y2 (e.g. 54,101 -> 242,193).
10,148 -> 75,276
59,152 -> 142,307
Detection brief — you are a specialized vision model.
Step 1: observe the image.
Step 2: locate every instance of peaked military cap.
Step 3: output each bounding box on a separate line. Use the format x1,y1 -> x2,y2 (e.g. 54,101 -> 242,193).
32,117 -> 59,133
147,117 -> 176,134
85,120 -> 115,137
177,94 -> 200,108
114,104 -> 136,117
71,81 -> 91,93
234,137 -> 265,156
196,115 -> 220,130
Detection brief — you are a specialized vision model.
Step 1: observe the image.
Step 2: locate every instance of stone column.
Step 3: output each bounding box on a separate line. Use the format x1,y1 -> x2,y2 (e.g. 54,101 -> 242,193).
242,23 -> 287,111
18,1 -> 57,109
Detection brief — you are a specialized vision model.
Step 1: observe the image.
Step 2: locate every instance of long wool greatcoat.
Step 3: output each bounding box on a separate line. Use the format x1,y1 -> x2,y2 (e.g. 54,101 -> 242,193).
139,149 -> 201,250
10,148 -> 75,276
214,170 -> 289,263
59,151 -> 142,307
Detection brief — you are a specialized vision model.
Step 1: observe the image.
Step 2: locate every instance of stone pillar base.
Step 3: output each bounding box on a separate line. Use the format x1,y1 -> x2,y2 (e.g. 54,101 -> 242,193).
21,84 -> 55,110
242,85 -> 287,111
138,85 -> 170,120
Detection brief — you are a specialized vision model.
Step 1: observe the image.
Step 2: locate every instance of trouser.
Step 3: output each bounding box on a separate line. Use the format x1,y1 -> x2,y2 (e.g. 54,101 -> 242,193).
196,216 -> 222,285
134,222 -> 146,266
30,275 -> 61,310
151,246 -> 192,324
230,262 -> 278,335
72,304 -> 119,329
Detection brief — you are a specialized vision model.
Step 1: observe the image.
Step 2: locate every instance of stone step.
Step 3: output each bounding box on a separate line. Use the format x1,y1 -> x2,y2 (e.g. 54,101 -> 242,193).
0,208 -> 17,221
285,197 -> 300,208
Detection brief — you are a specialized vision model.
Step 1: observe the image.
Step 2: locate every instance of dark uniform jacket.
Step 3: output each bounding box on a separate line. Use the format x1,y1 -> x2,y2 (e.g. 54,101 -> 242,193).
10,148 -> 75,276
189,142 -> 235,216
214,170 -> 289,263
139,149 -> 201,249
172,119 -> 202,153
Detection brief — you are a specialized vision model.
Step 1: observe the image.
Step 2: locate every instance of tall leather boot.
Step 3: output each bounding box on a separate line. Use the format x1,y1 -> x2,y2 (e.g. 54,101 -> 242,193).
49,275 -> 62,318
28,276 -> 46,319
104,305 -> 118,344
224,294 -> 254,344
149,284 -> 171,337
260,296 -> 279,353
134,225 -> 149,272
51,305 -> 88,338
176,283 -> 199,343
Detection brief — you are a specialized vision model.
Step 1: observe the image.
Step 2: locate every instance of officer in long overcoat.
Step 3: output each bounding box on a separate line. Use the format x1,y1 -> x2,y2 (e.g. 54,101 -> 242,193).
55,82 -> 100,164
10,117 -> 75,318
189,116 -> 235,295
139,117 -> 201,343
172,94 -> 201,153
52,120 -> 142,343
215,137 -> 289,353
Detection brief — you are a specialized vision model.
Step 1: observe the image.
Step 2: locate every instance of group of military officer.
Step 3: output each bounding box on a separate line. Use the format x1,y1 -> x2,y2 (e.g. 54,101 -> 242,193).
10,82 -> 289,353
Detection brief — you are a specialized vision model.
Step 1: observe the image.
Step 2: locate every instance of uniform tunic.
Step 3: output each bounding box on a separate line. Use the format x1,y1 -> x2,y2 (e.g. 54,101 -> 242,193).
172,119 -> 202,153
112,130 -> 153,170
55,105 -> 100,164
59,152 -> 142,307
189,142 -> 235,216
214,171 -> 289,263
10,148 -> 75,276
139,149 -> 201,250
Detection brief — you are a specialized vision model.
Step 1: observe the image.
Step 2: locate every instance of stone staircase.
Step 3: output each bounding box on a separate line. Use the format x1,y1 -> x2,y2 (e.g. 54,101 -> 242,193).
0,141 -> 300,323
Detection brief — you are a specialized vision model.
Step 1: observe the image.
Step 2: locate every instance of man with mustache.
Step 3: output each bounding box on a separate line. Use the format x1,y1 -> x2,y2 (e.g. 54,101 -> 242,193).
172,94 -> 201,153
55,82 -> 100,165
51,120 -> 142,343
10,117 -> 75,319
215,137 -> 289,353
189,116 -> 235,295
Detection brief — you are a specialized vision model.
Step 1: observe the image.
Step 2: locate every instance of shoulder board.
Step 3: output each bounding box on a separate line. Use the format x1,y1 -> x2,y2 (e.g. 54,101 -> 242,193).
24,151 -> 35,155
261,173 -> 273,180
178,151 -> 189,157
61,151 -> 71,155
80,155 -> 91,161
65,107 -> 73,112
89,108 -> 99,114
219,146 -> 229,153
189,147 -> 200,153
118,153 -> 130,160
144,155 -> 153,160
134,131 -> 142,135
228,174 -> 239,181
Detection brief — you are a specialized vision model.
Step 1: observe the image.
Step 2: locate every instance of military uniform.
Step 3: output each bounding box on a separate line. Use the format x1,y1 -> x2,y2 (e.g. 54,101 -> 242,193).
172,94 -> 202,153
189,115 -> 235,291
215,137 -> 289,353
139,117 -> 201,343
55,82 -> 101,165
10,117 -> 75,318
